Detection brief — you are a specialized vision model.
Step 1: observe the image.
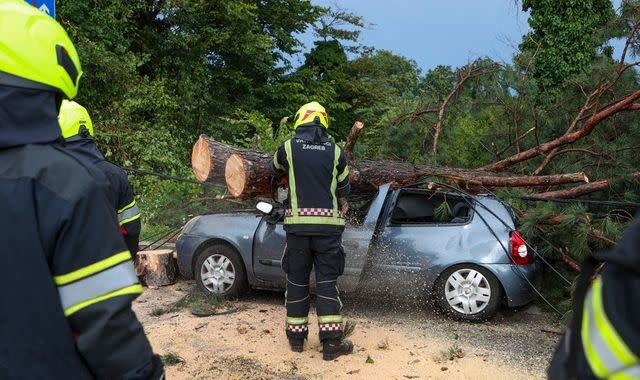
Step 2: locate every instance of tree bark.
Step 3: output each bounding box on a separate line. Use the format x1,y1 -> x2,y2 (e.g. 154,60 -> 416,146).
135,249 -> 177,287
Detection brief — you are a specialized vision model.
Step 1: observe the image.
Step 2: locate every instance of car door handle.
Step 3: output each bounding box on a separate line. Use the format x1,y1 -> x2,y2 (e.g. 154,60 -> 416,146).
259,259 -> 281,266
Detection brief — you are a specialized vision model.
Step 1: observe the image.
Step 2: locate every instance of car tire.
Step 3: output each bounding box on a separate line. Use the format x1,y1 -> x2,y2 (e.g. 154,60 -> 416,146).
194,244 -> 247,297
435,264 -> 501,322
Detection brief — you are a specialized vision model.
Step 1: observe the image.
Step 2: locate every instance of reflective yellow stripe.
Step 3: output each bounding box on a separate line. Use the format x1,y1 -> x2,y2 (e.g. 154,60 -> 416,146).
318,315 -> 343,323
284,140 -> 298,216
331,146 -> 340,216
53,251 -> 131,285
64,284 -> 142,316
582,277 -> 640,377
273,151 -> 284,170
58,261 -> 139,311
582,290 -> 608,377
119,213 -> 141,226
284,215 -> 346,226
610,366 -> 640,380
287,316 -> 308,325
338,165 -> 349,182
117,200 -> 136,214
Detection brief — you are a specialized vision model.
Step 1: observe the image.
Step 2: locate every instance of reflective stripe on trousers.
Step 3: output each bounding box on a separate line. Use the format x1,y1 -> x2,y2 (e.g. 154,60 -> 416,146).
582,277 -> 640,378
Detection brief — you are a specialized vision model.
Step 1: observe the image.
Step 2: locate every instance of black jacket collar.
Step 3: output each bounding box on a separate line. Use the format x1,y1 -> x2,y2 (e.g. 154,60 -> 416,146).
0,85 -> 62,149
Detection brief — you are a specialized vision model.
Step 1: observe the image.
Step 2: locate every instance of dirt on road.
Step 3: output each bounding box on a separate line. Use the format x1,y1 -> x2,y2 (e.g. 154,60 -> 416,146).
133,281 -> 562,380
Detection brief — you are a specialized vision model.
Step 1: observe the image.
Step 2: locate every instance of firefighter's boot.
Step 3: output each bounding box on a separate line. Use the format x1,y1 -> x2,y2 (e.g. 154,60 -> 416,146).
288,336 -> 305,353
322,338 -> 353,361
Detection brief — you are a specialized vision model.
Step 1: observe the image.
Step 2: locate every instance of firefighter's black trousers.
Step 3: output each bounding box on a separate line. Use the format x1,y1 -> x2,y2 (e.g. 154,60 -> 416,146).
282,234 -> 345,341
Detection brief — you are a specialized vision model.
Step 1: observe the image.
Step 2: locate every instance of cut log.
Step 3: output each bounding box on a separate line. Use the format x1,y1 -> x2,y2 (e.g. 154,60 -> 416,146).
225,153 -> 273,198
191,134 -> 257,183
135,249 -> 178,287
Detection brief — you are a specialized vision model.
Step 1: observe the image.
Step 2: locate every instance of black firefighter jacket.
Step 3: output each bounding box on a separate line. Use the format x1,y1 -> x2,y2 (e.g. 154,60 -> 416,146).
271,125 -> 350,236
0,86 -> 160,379
63,139 -> 142,256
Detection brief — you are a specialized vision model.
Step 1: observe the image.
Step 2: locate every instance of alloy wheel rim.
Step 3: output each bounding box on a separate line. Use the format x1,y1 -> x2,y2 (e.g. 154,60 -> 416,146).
200,254 -> 235,293
445,268 -> 491,315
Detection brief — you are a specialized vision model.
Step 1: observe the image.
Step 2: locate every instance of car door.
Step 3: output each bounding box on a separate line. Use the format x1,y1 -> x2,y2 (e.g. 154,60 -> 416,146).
252,183 -> 392,293
363,189 -> 475,298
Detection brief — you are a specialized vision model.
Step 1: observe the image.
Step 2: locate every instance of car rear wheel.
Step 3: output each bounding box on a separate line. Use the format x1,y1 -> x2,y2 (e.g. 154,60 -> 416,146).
435,264 -> 501,322
195,244 -> 246,297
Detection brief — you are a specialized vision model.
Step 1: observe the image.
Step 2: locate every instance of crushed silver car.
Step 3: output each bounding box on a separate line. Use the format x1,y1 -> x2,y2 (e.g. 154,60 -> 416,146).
176,183 -> 540,322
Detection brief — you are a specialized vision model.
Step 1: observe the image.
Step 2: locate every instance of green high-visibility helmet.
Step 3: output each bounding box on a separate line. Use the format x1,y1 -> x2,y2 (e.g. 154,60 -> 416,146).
0,0 -> 82,99
59,100 -> 94,140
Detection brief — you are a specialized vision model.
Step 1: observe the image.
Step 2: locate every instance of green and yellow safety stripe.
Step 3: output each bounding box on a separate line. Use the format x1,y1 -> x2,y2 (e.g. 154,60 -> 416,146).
284,215 -> 345,226
582,277 -> 640,379
284,140 -> 298,217
54,251 -> 141,316
318,315 -> 343,324
273,151 -> 284,171
337,164 -> 349,183
287,316 -> 308,325
330,145 -> 340,217
118,200 -> 140,226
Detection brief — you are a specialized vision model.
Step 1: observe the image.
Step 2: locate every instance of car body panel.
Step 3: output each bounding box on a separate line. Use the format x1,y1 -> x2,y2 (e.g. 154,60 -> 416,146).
176,212 -> 263,284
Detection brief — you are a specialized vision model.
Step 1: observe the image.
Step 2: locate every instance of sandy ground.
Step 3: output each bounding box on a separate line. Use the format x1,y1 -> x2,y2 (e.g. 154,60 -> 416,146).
133,281 -> 562,380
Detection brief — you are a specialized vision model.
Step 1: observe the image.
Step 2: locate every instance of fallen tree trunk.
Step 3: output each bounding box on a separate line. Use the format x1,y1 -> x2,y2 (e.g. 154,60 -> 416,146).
192,136 -> 590,198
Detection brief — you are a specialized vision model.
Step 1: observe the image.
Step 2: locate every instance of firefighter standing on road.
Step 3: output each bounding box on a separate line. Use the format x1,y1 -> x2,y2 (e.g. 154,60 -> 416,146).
0,1 -> 162,378
58,100 -> 142,255
271,101 -> 353,360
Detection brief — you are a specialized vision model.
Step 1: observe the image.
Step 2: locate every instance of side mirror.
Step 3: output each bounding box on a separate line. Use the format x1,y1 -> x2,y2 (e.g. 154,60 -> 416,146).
256,201 -> 274,215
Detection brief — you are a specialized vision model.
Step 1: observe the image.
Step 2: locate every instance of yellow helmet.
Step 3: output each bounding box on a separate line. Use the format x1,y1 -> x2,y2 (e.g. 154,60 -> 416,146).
0,0 -> 82,99
292,101 -> 329,130
59,100 -> 94,140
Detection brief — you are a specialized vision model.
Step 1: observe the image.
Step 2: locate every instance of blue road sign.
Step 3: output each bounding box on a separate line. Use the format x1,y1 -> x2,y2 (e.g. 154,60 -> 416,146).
25,0 -> 55,19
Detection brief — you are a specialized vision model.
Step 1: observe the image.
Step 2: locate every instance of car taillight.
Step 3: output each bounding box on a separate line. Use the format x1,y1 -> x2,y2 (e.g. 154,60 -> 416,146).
511,231 -> 530,265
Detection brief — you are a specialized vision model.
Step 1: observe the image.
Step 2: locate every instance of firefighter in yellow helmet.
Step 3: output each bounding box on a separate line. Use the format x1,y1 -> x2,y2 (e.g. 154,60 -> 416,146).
0,1 -> 162,378
270,101 -> 353,360
59,100 -> 142,256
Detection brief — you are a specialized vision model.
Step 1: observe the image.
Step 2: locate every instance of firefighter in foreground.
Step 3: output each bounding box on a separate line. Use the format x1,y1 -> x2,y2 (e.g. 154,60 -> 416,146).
0,1 -> 162,378
548,216 -> 640,379
58,100 -> 142,255
271,101 -> 353,360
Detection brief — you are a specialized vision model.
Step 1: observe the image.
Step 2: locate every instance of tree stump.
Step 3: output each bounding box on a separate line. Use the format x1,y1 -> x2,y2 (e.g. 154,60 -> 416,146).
135,249 -> 178,287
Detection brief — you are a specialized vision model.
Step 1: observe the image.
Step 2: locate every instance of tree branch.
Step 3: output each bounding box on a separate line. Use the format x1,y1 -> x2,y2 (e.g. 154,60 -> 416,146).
537,172 -> 640,198
343,121 -> 364,160
424,64 -> 495,155
481,90 -> 640,171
